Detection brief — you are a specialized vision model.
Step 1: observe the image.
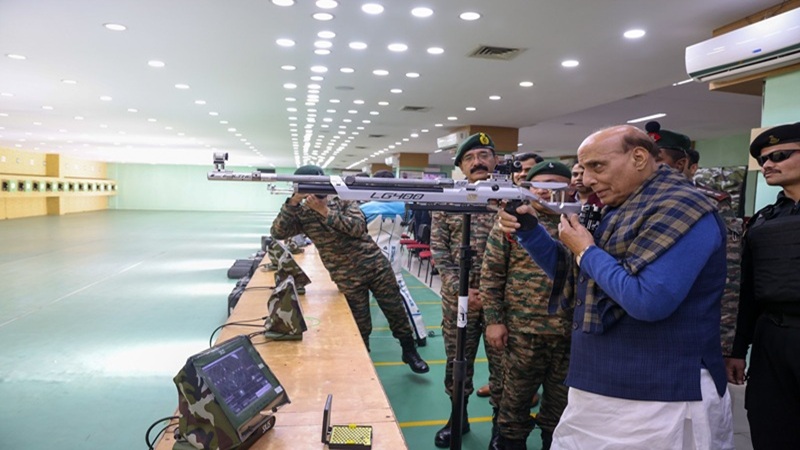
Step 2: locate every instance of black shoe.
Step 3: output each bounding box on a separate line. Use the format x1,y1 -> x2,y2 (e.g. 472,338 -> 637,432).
540,430 -> 553,450
434,416 -> 471,448
499,436 -> 527,450
401,348 -> 430,373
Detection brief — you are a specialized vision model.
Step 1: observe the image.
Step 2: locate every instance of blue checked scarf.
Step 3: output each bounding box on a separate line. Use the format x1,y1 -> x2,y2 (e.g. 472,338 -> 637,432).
549,165 -> 718,333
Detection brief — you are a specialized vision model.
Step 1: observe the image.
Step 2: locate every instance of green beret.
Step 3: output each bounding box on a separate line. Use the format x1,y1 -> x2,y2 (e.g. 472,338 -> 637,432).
645,121 -> 691,154
526,161 -> 572,181
294,165 -> 324,176
750,122 -> 800,158
454,132 -> 495,166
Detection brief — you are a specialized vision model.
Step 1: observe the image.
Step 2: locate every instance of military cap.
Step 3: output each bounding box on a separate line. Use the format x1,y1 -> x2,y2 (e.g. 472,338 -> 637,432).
454,132 -> 495,166
645,121 -> 692,153
294,164 -> 324,175
750,122 -> 800,158
526,161 -> 572,181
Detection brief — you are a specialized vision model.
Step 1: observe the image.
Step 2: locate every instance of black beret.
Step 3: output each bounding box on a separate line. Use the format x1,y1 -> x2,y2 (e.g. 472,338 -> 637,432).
454,132 -> 495,166
526,161 -> 572,181
750,122 -> 800,158
645,121 -> 691,154
373,170 -> 395,178
294,165 -> 324,176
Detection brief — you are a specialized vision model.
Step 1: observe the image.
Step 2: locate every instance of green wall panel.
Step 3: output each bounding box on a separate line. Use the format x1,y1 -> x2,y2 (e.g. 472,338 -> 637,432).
108,163 -> 293,212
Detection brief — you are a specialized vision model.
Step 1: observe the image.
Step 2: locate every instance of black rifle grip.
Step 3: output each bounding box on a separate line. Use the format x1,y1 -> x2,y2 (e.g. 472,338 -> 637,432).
504,200 -> 538,231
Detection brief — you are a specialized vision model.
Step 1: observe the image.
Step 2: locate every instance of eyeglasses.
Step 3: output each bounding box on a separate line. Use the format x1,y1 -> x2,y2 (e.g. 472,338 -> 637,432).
461,150 -> 494,164
757,149 -> 800,167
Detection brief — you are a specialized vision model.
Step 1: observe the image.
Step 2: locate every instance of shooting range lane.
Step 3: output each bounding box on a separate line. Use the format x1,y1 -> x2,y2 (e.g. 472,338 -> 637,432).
155,247 -> 407,449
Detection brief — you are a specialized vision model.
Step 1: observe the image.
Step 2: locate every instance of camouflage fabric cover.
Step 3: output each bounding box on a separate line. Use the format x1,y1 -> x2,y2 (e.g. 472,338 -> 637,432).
265,275 -> 307,340
174,359 -> 240,450
274,248 -> 312,289
266,240 -> 290,271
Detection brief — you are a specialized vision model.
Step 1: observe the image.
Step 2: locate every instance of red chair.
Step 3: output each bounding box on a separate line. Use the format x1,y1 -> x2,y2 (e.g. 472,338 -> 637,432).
418,250 -> 432,278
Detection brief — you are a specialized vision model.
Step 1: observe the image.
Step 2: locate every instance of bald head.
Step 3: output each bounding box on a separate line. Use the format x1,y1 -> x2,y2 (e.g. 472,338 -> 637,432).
576,125 -> 659,207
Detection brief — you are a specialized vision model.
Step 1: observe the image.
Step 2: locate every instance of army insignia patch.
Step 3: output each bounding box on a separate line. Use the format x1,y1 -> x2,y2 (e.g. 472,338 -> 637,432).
479,133 -> 490,145
769,135 -> 780,144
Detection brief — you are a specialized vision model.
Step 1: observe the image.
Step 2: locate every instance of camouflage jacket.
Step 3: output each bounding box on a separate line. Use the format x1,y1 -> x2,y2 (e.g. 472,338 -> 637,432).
430,210 -> 495,292
270,198 -> 388,286
697,183 -> 743,355
481,214 -> 573,335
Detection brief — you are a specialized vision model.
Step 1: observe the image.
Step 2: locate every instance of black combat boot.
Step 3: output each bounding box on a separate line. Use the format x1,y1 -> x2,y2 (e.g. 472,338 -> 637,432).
500,436 -> 527,450
488,407 -> 501,450
400,338 -> 429,373
540,429 -> 553,450
434,401 -> 470,448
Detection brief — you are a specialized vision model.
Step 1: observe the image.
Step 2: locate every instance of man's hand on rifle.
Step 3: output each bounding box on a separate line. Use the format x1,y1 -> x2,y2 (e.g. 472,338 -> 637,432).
304,195 -> 329,217
287,193 -> 306,207
496,202 -> 538,234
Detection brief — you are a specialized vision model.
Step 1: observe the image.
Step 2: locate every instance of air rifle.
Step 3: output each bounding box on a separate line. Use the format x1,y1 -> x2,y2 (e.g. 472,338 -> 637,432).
208,152 -> 582,215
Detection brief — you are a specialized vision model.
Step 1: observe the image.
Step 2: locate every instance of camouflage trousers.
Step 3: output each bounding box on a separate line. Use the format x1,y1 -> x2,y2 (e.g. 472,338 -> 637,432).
440,278 -> 504,401
338,266 -> 414,350
498,332 -> 570,440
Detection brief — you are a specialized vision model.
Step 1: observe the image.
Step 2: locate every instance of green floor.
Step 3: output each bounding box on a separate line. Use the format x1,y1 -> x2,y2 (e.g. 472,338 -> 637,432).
0,210 -> 543,449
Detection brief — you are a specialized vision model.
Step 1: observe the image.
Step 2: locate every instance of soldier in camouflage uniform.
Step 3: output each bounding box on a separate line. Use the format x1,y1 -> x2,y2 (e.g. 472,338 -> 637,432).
270,165 -> 429,374
432,132 -> 504,448
482,161 -> 574,450
647,121 -> 743,357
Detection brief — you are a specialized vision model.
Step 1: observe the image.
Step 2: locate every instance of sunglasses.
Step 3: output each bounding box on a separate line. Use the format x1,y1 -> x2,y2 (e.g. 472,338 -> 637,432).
757,149 -> 800,166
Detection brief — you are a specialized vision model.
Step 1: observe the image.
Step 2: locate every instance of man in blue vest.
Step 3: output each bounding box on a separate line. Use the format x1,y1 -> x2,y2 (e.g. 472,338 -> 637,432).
497,125 -> 734,448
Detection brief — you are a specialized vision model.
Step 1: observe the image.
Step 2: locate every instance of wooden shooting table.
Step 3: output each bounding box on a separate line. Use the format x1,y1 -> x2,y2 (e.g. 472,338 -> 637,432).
155,246 -> 407,450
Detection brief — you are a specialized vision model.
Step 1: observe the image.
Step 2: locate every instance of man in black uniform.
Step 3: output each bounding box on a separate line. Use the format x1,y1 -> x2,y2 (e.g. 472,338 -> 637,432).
727,122 -> 800,450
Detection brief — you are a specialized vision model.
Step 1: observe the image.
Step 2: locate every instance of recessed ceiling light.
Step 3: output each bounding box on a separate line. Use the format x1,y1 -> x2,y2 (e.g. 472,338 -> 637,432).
378,101 -> 389,106
427,47 -> 444,55
104,23 -> 127,31
220,120 -> 229,124
276,38 -> 295,47
362,3 -> 384,14
489,95 -> 501,100
310,76 -> 324,82
127,108 -> 138,112
311,65 -> 329,73
624,29 -> 646,39
353,99 -> 365,104
272,0 -> 295,6
421,129 -> 429,132
209,111 -> 219,116
465,107 -> 476,111
411,7 -> 433,17
281,66 -> 297,72
561,59 -> 580,68
388,43 -> 408,52
626,113 -> 666,124
362,120 -> 371,124
340,67 -> 355,73
519,81 -> 534,87
61,79 -> 77,84
283,83 -> 297,89
390,88 -> 403,94
370,111 -> 379,115
313,12 -> 334,21
147,60 -> 165,68
447,116 -> 458,121
318,31 -> 336,39
175,84 -> 190,89
460,12 -> 481,21
373,69 -> 389,76
316,0 -> 338,9
147,118 -> 157,122
194,100 -> 206,105
405,72 -> 420,78
100,96 -> 113,101
330,99 -> 340,103
315,40 -> 333,49
1,92 -> 13,97
349,42 -> 368,50
6,54 -> 26,60
308,83 -> 321,89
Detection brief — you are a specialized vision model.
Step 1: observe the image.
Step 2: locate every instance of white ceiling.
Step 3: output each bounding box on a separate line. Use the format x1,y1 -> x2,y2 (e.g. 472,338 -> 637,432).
0,0 -> 772,170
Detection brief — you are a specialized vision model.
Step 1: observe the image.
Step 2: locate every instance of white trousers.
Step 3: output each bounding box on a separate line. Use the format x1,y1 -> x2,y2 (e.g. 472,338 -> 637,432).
552,369 -> 734,450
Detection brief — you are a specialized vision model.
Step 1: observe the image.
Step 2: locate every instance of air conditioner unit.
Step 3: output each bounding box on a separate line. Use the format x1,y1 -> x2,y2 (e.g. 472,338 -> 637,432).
436,131 -> 467,150
685,7 -> 800,83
